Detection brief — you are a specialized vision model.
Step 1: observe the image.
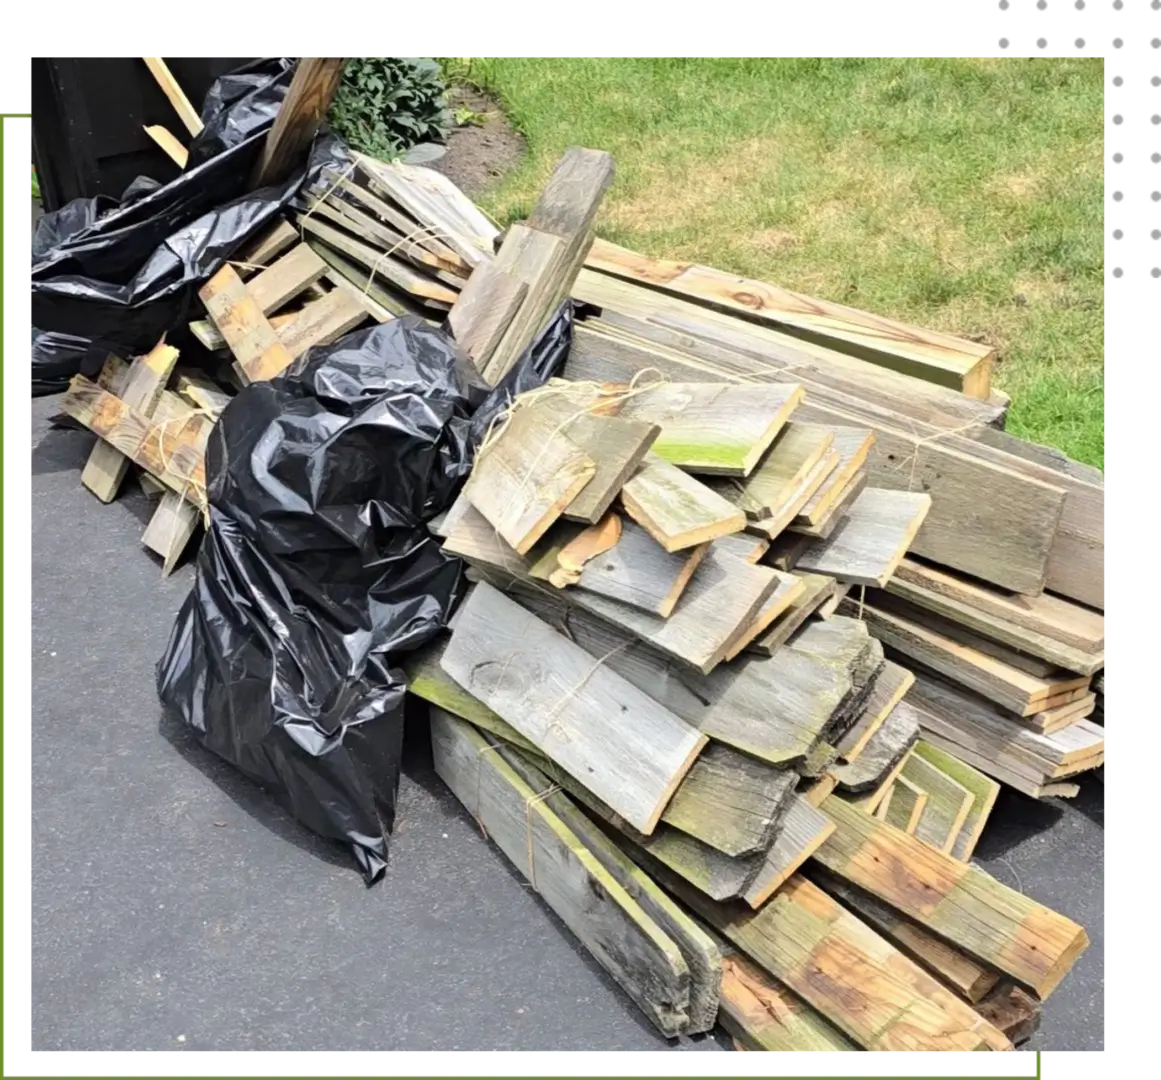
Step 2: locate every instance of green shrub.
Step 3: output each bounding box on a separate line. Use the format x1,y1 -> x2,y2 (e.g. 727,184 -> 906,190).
328,58 -> 453,159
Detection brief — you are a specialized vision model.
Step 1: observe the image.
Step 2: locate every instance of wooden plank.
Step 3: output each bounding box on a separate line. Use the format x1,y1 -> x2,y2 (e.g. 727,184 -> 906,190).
142,124 -> 187,168
712,533 -> 769,563
298,216 -> 459,304
663,870 -> 1007,1050
233,220 -> 300,278
276,287 -> 369,359
140,393 -> 204,575
716,949 -> 857,1051
448,262 -> 528,369
1022,693 -> 1097,735
975,982 -> 1043,1047
307,240 -> 429,322
831,701 -> 921,792
464,407 -> 595,555
887,574 -> 1102,676
440,582 -> 706,834
199,264 -> 294,384
787,469 -> 867,539
836,660 -> 915,761
80,339 -> 180,503
571,520 -> 707,617
711,421 -> 833,520
901,754 -> 974,854
620,453 -> 744,552
616,382 -> 803,476
812,871 -> 1001,1003
795,427 -> 875,525
816,795 -> 1089,999
252,59 -> 347,187
585,238 -> 996,398
795,488 -> 931,587
741,797 -> 836,907
721,571 -> 806,661
913,728 -> 1080,800
429,710 -> 693,1036
747,572 -> 836,656
141,58 -> 203,136
911,740 -> 1001,862
860,602 -> 1090,716
564,323 -> 1066,595
893,559 -> 1103,653
883,776 -> 929,834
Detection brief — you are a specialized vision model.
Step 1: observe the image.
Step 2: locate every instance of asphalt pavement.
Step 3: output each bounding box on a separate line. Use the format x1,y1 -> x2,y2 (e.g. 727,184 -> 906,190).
30,394 -> 1104,1051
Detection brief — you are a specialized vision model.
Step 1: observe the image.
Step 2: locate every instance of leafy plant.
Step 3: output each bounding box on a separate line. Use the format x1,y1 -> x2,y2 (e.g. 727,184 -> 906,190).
454,104 -> 488,127
31,166 -> 40,200
328,58 -> 453,160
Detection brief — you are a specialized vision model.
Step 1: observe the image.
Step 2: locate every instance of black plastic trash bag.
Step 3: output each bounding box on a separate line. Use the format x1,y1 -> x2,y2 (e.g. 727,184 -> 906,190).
156,308 -> 571,883
29,58 -> 339,395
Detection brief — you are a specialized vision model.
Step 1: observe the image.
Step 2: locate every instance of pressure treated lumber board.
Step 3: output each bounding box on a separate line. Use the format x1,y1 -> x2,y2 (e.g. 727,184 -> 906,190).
721,571 -> 806,661
275,287 -> 370,359
252,58 -> 347,187
571,520 -> 707,617
584,238 -> 996,397
140,393 -> 204,574
911,740 -> 1001,862
795,427 -> 875,525
233,220 -> 299,276
858,602 -> 1091,716
60,377 -> 208,505
198,264 -> 294,383
616,382 -> 803,476
816,795 -> 1090,999
510,585 -> 854,767
795,488 -> 931,587
886,574 -> 1103,675
883,776 -> 928,834
80,339 -> 180,502
711,421 -> 834,520
495,743 -> 722,1032
440,582 -> 706,833
448,262 -> 529,369
748,572 -> 837,656
835,660 -> 915,761
564,325 -> 1065,594
811,872 -> 1001,1003
659,869 -> 1007,1050
900,754 -> 974,855
620,453 -> 745,551
741,797 -> 836,907
464,407 -> 595,555
141,58 -> 203,136
430,710 -> 692,1036
716,949 -> 856,1050
831,701 -> 921,792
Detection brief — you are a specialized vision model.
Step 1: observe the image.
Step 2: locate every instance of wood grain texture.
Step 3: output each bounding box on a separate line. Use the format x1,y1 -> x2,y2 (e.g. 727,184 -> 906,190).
835,660 -> 915,761
742,797 -> 836,907
716,949 -> 856,1050
859,602 -> 1090,716
80,339 -> 179,503
139,393 -> 203,574
573,520 -> 706,617
617,382 -> 803,476
796,488 -> 931,587
712,421 -> 834,520
795,427 -> 875,525
975,982 -> 1043,1048
252,59 -> 347,187
911,739 -> 1001,862
141,58 -> 203,136
913,728 -> 1080,800
900,753 -> 974,854
1021,694 -> 1097,735
464,407 -> 596,555
712,533 -> 769,563
831,701 -> 921,792
787,469 -> 867,539
198,264 -> 294,383
307,239 -> 430,322
440,582 -> 706,833
660,870 -> 1007,1050
142,124 -> 188,167
721,571 -> 807,661
747,572 -> 836,656
812,871 -> 1001,1003
584,238 -> 996,397
430,710 -> 692,1036
816,795 -> 1089,999
882,776 -> 929,834
275,286 -> 369,359
448,262 -> 529,368
621,453 -> 745,551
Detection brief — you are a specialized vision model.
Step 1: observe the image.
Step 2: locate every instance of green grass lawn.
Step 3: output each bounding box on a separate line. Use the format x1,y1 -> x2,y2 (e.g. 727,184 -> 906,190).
451,58 -> 1104,469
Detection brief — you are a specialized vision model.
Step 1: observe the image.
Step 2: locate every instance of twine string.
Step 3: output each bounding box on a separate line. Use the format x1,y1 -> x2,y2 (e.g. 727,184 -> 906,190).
885,418 -> 986,492
472,741 -> 505,840
524,784 -> 562,893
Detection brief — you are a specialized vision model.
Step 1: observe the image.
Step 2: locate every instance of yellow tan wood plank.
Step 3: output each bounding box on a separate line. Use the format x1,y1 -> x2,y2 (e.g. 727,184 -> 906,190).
199,265 -> 294,384
142,124 -> 187,167
621,453 -> 745,552
141,58 -> 203,136
140,392 -> 205,574
276,287 -> 370,360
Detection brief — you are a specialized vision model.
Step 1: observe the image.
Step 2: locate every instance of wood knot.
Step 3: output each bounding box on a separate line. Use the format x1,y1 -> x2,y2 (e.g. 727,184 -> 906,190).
731,290 -> 764,310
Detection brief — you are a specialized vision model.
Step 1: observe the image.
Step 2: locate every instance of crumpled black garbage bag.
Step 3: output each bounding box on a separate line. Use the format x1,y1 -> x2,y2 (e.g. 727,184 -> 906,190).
156,307 -> 572,883
29,58 -> 335,395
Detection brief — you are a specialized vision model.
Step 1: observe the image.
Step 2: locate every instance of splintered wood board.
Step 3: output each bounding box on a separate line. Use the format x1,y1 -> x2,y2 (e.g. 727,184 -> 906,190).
835,660 -> 915,761
747,572 -> 836,656
464,408 -> 596,554
900,753 -> 974,854
795,488 -> 932,587
911,739 -> 1001,862
831,700 -> 921,792
859,602 -> 1090,716
711,421 -> 834,519
199,264 -> 294,383
817,795 -> 1089,999
585,238 -> 997,398
741,796 -> 835,907
440,582 -> 706,833
616,383 -> 804,475
795,426 -> 875,525
430,710 -> 693,1036
573,520 -> 707,617
621,453 -> 745,551
658,870 -> 1007,1050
